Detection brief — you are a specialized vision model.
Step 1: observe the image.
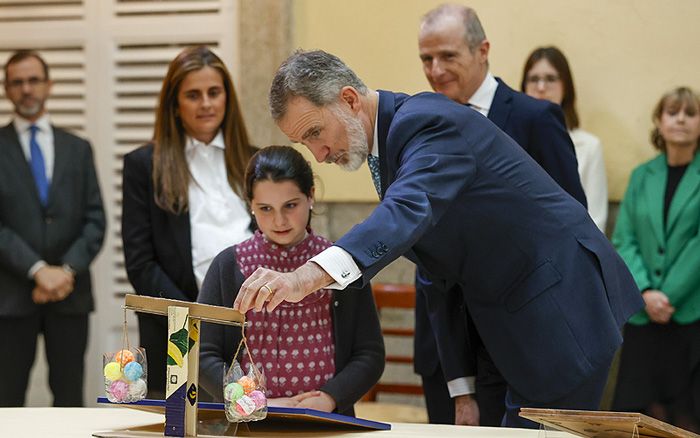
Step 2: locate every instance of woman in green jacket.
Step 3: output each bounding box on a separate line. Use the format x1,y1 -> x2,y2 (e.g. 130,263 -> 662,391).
611,87 -> 700,432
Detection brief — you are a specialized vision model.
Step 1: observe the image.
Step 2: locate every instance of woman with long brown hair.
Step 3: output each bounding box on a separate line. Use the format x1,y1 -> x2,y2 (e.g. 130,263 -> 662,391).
121,46 -> 255,398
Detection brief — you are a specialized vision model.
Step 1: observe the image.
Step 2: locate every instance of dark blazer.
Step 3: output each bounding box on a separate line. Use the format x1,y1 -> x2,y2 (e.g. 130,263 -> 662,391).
122,144 -> 197,304
339,91 -> 641,403
121,143 -> 256,393
197,245 -> 385,416
0,122 -> 105,317
415,79 -> 587,379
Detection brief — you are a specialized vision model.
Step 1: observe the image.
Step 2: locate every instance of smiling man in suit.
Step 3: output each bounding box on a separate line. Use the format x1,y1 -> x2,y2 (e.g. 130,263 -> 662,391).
415,4 -> 588,426
233,49 -> 643,429
0,50 -> 105,406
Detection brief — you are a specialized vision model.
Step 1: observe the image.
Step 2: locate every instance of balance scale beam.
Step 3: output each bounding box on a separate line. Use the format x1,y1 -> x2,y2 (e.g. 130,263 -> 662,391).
124,294 -> 245,437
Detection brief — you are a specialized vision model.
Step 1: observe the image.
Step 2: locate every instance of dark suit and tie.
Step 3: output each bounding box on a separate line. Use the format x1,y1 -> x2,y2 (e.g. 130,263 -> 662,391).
346,90 -> 640,427
0,120 -> 105,405
0,51 -> 105,407
415,78 -> 588,426
239,50 -> 643,429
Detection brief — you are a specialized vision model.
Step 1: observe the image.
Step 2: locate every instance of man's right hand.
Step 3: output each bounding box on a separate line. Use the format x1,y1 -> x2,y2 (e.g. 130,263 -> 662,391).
454,394 -> 480,426
34,265 -> 74,299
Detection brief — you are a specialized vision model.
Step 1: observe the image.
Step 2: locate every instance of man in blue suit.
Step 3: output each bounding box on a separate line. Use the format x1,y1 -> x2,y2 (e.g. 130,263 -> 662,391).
234,50 -> 643,428
416,4 -> 587,426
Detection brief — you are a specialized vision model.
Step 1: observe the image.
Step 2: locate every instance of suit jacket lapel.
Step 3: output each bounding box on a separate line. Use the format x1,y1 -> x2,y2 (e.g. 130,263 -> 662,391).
666,153 -> 700,234
644,155 -> 666,243
488,79 -> 512,129
377,90 -> 397,199
1,123 -> 43,206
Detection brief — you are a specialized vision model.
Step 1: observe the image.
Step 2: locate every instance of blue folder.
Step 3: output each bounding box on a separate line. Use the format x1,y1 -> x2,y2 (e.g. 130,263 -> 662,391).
97,397 -> 391,430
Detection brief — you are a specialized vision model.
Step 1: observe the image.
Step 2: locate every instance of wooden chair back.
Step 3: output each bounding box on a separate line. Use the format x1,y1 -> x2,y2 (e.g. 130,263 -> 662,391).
362,282 -> 424,401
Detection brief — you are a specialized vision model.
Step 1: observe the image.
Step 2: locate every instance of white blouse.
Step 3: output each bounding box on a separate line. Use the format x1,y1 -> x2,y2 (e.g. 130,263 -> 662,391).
569,128 -> 608,231
186,131 -> 252,289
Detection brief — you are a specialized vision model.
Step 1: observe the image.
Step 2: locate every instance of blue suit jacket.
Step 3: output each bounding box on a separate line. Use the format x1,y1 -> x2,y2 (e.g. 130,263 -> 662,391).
414,80 -> 587,382
339,91 -> 641,402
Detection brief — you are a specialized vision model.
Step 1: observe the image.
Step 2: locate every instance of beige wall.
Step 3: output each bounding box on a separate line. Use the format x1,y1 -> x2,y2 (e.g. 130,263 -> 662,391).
292,0 -> 700,201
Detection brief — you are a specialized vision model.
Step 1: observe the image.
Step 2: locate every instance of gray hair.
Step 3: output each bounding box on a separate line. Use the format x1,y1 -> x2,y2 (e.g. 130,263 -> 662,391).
421,4 -> 487,52
269,49 -> 368,121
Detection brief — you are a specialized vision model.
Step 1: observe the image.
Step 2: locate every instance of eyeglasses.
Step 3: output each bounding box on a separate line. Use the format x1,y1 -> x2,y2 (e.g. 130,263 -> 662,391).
5,77 -> 47,89
525,74 -> 560,86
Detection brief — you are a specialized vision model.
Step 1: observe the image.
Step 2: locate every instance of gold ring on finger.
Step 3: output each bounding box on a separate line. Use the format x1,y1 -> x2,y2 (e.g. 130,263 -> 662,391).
262,284 -> 275,296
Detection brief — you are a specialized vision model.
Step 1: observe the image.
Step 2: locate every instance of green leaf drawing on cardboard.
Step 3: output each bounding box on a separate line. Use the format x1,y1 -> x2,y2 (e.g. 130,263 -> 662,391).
167,328 -> 188,366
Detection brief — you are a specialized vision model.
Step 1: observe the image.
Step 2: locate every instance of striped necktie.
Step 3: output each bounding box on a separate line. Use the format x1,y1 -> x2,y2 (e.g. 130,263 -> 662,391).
29,125 -> 49,206
367,154 -> 381,196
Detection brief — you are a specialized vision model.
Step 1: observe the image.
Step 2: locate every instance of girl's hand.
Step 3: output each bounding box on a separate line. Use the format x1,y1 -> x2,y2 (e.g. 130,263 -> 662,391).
295,390 -> 337,412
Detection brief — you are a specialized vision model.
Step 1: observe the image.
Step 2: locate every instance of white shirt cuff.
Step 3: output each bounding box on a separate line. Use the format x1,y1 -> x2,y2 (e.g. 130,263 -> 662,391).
447,376 -> 476,397
28,260 -> 48,279
309,246 -> 362,290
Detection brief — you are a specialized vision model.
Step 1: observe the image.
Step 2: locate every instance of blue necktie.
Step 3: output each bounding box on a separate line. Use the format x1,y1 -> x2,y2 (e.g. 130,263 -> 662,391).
367,154 -> 382,197
29,125 -> 49,206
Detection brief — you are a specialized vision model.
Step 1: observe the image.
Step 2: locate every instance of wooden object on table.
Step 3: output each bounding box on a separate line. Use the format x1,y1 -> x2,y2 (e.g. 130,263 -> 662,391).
124,295 -> 245,326
519,408 -> 700,438
123,295 -> 244,437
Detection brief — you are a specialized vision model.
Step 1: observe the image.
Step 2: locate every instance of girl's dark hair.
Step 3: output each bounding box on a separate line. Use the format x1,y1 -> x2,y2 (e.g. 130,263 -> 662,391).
244,145 -> 314,202
521,46 -> 579,130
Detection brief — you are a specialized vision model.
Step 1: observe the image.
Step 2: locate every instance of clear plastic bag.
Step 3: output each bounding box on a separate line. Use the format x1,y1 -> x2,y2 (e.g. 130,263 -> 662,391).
103,311 -> 148,403
223,334 -> 267,422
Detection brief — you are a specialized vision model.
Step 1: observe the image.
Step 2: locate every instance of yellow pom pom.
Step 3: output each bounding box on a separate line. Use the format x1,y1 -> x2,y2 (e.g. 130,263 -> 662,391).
104,361 -> 122,381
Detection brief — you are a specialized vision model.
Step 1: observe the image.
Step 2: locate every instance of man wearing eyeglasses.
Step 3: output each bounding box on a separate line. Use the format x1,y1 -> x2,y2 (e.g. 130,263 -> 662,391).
0,50 -> 105,406
415,3 -> 588,428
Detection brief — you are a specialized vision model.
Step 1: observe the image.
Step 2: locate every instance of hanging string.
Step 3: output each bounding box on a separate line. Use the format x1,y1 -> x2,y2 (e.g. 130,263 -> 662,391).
120,307 -> 131,370
632,424 -> 640,438
231,318 -> 263,384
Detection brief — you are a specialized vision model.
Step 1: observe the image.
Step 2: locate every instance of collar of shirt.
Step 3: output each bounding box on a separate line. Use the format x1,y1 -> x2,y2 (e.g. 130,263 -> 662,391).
13,113 -> 51,137
371,91 -> 380,158
12,113 -> 55,180
185,130 -> 225,153
468,72 -> 498,116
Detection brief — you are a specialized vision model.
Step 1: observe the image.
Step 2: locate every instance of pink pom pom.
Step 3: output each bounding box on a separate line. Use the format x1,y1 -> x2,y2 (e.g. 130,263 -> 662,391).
108,380 -> 129,402
248,390 -> 266,410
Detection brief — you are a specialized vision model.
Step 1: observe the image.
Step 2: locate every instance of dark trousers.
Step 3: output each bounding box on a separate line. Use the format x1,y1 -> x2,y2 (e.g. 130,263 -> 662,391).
503,361 -> 611,428
422,346 -> 507,426
422,367 -> 455,424
137,313 -> 167,399
0,310 -> 88,407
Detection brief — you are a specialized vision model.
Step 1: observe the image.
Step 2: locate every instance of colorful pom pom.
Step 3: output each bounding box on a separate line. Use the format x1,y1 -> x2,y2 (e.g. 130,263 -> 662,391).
127,378 -> 147,401
224,382 -> 244,401
237,376 -> 255,394
108,380 -> 129,402
248,390 -> 266,410
114,349 -> 135,366
103,361 -> 122,381
235,395 -> 256,416
123,361 -> 143,382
